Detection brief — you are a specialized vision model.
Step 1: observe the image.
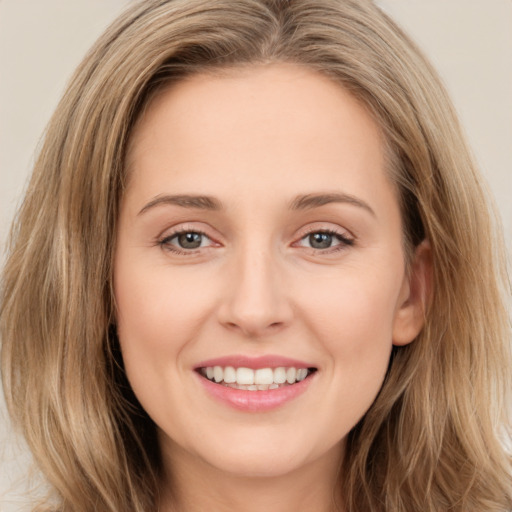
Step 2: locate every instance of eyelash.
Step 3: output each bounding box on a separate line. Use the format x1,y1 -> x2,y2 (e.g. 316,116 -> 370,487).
157,227 -> 355,255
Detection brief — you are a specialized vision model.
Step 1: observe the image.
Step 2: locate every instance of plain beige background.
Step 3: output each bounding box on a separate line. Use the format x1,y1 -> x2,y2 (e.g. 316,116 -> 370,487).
1,1 -> 511,510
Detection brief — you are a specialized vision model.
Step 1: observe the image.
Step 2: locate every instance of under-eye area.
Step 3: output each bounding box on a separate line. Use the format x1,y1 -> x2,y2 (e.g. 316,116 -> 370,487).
197,366 -> 318,391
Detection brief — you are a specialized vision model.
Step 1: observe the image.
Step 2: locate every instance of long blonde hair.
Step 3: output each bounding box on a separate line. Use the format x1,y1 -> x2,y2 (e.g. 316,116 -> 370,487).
1,1 -> 511,510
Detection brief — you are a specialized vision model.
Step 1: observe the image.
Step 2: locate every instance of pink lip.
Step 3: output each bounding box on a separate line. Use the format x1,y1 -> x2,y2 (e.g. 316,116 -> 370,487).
195,371 -> 316,412
194,355 -> 314,370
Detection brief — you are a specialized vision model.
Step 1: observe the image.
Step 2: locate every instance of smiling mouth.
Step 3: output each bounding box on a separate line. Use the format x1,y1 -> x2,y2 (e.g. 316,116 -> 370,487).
197,366 -> 317,391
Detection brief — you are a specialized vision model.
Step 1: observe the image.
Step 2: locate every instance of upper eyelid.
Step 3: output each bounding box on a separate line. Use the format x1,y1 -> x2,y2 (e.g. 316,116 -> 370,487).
161,227 -> 209,239
296,224 -> 355,240
300,226 -> 350,235
157,222 -> 214,239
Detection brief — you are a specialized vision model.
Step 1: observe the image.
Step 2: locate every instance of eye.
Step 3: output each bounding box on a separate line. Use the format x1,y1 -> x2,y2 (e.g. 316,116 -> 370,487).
307,232 -> 336,249
159,230 -> 213,252
174,232 -> 206,249
296,230 -> 354,251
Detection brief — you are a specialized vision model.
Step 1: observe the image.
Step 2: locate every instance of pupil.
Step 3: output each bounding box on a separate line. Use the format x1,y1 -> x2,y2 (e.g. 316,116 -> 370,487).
309,233 -> 332,249
178,232 -> 202,249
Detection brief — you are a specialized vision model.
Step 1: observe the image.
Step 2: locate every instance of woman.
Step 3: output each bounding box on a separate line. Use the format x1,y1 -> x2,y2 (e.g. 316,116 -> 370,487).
1,0 -> 511,511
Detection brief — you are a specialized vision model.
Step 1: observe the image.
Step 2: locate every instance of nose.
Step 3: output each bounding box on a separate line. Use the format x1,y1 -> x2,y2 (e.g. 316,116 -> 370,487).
217,246 -> 293,338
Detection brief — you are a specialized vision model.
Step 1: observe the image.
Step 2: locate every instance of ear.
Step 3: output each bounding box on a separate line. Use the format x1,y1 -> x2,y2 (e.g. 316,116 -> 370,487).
392,240 -> 432,346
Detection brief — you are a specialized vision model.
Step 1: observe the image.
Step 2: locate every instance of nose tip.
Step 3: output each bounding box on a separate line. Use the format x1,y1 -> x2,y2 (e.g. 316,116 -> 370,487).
217,256 -> 293,338
223,318 -> 286,338
222,302 -> 287,337
220,287 -> 292,337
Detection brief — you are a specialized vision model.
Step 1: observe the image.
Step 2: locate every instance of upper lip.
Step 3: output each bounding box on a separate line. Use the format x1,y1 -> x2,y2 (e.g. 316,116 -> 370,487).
194,355 -> 316,370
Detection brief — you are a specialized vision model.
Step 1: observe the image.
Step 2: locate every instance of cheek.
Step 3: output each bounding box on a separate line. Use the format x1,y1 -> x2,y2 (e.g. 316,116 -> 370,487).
298,266 -> 401,394
116,259 -> 209,333
300,265 -> 400,345
113,261 -> 221,430
113,260 -> 215,382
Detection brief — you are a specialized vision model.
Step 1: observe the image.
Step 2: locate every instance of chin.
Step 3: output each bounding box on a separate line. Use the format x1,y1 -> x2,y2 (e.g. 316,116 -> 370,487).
202,448 -> 312,479
174,423 -> 344,480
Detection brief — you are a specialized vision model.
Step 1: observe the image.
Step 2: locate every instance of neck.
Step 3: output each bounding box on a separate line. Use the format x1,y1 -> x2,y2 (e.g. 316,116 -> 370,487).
158,440 -> 345,512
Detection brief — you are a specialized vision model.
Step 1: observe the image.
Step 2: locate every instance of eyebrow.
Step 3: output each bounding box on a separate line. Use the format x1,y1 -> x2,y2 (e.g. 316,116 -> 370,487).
289,193 -> 375,217
138,194 -> 222,215
138,191 -> 375,217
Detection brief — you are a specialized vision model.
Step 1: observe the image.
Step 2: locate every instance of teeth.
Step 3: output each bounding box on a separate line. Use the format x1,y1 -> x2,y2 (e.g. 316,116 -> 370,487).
255,368 -> 273,385
213,366 -> 223,383
236,367 -> 254,385
273,367 -> 287,384
286,367 -> 297,384
297,368 -> 308,381
223,366 -> 236,383
200,365 -> 314,388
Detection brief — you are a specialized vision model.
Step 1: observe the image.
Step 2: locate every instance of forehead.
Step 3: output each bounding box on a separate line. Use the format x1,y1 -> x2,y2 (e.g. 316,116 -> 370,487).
128,63 -> 386,158
124,63 -> 395,216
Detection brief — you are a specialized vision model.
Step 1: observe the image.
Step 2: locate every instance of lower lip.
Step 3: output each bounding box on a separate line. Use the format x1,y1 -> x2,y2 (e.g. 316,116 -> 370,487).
196,372 -> 315,412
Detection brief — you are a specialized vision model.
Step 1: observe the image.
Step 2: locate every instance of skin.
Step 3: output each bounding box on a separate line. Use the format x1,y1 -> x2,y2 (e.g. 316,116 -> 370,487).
114,63 -> 430,512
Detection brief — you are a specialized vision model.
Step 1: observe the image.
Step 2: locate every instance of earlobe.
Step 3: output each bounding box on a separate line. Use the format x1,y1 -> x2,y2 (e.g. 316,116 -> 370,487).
392,240 -> 432,346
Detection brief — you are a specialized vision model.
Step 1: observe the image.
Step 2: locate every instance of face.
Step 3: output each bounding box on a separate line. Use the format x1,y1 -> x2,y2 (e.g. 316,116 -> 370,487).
114,63 -> 427,481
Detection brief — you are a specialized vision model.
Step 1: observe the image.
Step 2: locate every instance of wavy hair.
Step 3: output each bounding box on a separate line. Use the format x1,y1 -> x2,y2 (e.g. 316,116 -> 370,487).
1,0 -> 511,510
